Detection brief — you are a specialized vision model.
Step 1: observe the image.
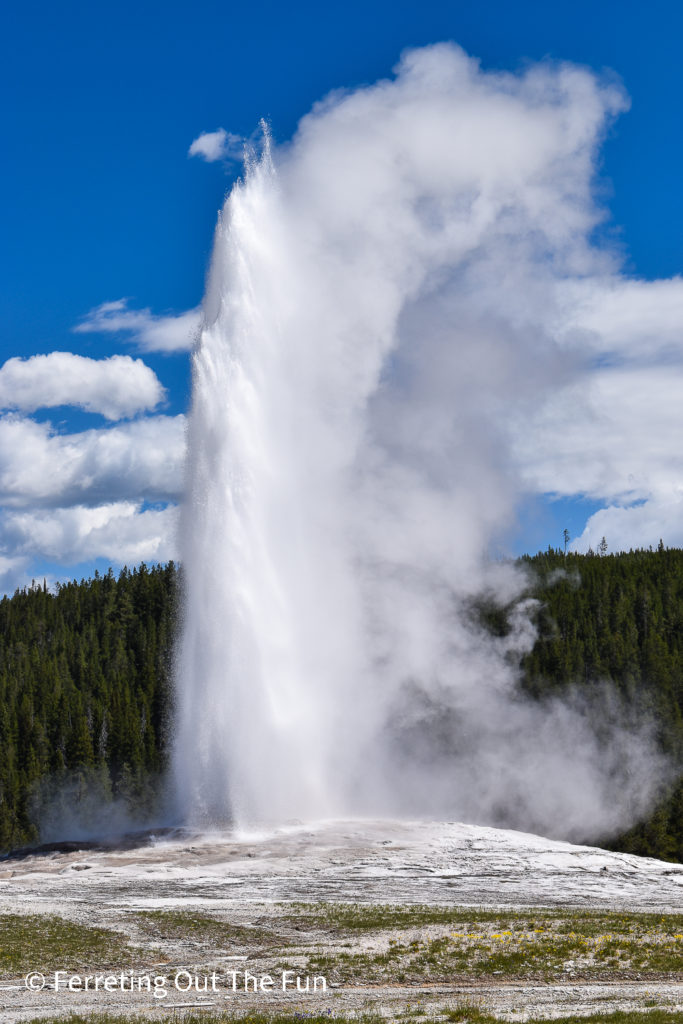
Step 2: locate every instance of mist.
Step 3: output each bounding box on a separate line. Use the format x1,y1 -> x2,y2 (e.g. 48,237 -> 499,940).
172,44 -> 667,842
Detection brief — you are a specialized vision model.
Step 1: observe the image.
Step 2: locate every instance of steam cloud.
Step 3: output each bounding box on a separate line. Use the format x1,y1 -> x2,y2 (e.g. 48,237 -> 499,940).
173,45 -> 667,842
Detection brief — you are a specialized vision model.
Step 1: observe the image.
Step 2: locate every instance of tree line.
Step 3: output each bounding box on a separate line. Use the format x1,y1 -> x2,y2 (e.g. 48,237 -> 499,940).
0,550 -> 681,859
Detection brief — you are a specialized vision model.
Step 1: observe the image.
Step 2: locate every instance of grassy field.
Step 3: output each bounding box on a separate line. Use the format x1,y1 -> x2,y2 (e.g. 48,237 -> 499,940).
3,905 -> 682,1022
0,915 -> 143,975
134,910 -> 284,949
293,904 -> 683,983
3,905 -> 682,981
20,1009 -> 683,1023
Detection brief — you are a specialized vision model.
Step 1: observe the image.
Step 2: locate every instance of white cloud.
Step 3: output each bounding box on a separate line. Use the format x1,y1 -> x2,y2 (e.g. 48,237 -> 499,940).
511,270 -> 683,552
0,414 -> 185,508
74,299 -> 200,353
0,411 -> 183,589
556,275 -> 683,363
572,497 -> 683,554
0,502 -> 178,565
514,363 -> 683,503
188,128 -> 244,163
0,553 -> 31,595
0,346 -> 185,588
0,351 -> 165,420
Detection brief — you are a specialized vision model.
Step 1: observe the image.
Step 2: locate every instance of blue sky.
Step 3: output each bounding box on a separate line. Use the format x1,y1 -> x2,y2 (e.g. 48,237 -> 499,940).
1,0 -> 683,590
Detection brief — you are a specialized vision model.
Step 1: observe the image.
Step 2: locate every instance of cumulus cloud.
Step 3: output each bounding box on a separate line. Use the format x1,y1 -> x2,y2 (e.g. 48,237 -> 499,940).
557,275 -> 683,363
188,128 -> 244,163
572,498 -> 683,553
0,414 -> 185,509
0,411 -> 183,591
510,273 -> 683,553
0,328 -> 186,588
74,299 -> 200,353
0,351 -> 164,420
514,363 -> 683,502
0,502 -> 178,566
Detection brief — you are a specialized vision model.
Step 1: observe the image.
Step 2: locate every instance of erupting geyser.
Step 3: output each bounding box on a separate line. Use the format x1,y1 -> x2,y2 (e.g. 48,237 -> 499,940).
173,45 -> 664,837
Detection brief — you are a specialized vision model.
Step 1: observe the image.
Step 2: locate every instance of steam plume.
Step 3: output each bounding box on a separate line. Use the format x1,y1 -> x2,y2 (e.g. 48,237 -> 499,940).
173,45 -> 664,841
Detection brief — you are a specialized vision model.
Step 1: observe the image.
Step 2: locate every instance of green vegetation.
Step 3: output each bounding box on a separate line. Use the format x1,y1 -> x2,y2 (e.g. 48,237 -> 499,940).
305,925 -> 683,983
280,904 -> 515,931
297,905 -> 683,984
0,914 -> 138,974
7,904 -> 683,1021
0,547 -> 682,859
444,1013 -> 683,1024
134,909 -> 282,948
19,1011 -> 683,1024
24,1016 -> 382,1024
280,902 -> 683,937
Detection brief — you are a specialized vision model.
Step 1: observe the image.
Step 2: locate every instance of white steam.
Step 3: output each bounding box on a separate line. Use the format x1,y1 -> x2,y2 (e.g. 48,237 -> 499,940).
173,45 -> 665,842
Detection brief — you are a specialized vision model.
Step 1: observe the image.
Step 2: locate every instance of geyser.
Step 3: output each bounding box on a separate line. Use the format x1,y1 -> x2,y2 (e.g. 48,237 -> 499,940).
173,44 -> 663,838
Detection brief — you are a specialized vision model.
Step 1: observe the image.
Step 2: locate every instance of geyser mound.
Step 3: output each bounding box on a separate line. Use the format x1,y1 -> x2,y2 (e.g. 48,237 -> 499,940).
173,45 -> 665,839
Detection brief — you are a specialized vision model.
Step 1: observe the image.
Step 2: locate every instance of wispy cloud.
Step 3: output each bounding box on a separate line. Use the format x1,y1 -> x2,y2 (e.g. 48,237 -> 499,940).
0,351 -> 164,420
74,299 -> 200,353
188,128 -> 244,163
